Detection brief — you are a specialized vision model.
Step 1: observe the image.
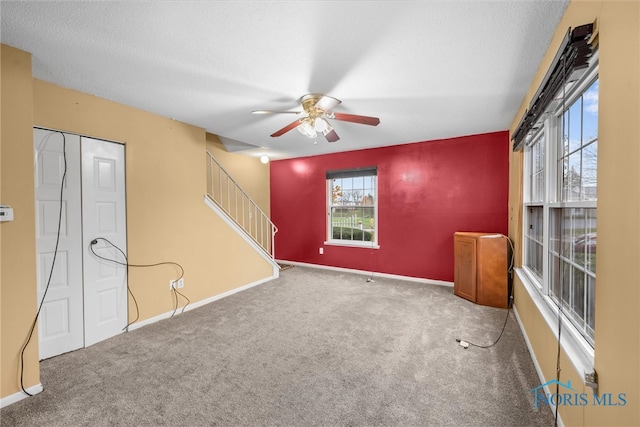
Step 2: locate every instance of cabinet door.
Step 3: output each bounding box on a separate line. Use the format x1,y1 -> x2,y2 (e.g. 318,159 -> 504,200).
476,236 -> 508,308
454,234 -> 477,302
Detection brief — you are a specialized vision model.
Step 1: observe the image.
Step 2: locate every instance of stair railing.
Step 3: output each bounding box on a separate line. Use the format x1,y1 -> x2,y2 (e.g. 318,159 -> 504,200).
206,151 -> 277,259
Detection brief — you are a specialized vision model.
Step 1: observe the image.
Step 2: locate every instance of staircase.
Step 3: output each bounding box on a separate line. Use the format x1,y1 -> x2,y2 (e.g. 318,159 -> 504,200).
205,151 -> 278,263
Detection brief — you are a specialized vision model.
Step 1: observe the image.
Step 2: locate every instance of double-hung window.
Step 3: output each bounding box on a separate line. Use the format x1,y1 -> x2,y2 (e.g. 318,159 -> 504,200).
326,167 -> 378,247
523,61 -> 598,347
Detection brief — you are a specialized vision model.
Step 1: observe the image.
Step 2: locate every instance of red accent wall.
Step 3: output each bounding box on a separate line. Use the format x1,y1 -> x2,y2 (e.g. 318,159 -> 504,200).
270,131 -> 509,282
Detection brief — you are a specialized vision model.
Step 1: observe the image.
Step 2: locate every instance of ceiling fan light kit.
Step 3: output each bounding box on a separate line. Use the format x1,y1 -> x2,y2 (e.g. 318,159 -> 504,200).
253,93 -> 380,143
296,120 -> 317,138
313,117 -> 329,133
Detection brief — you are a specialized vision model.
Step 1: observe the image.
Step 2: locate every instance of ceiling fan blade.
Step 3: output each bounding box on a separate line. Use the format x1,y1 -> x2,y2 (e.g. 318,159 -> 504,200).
252,110 -> 301,115
324,129 -> 340,143
332,112 -> 380,126
314,95 -> 341,112
270,119 -> 301,137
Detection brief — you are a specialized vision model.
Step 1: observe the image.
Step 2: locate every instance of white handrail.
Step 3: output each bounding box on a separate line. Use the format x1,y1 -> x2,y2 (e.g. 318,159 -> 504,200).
206,151 -> 278,259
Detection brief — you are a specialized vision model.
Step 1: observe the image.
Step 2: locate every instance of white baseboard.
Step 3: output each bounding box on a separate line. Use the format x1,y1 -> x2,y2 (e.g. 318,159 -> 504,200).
275,260 -> 454,287
127,274 -> 277,332
0,384 -> 43,409
512,305 -> 564,427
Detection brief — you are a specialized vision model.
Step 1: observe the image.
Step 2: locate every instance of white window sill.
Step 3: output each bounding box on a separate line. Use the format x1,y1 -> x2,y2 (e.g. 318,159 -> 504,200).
515,267 -> 595,384
324,240 -> 380,249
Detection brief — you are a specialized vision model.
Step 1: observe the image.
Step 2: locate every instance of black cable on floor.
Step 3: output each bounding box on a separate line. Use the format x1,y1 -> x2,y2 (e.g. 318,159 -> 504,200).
456,309 -> 511,349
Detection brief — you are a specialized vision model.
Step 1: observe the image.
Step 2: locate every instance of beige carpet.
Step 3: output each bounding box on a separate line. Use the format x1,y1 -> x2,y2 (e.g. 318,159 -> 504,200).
1,266 -> 553,426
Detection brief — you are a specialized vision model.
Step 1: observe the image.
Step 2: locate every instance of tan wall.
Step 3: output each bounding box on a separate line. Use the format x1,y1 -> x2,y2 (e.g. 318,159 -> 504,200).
509,1 -> 640,425
1,44 -> 40,399
1,44 -> 274,399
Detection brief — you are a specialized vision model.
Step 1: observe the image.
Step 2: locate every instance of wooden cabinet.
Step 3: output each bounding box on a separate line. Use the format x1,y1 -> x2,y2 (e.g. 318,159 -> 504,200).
454,232 -> 508,309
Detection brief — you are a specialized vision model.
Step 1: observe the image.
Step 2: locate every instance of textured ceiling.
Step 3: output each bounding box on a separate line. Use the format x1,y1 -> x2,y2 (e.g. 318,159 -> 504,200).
1,1 -> 568,159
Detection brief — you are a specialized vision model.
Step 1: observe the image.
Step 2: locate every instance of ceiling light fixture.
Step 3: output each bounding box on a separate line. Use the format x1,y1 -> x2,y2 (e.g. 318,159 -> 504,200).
295,117 -> 334,141
296,119 -> 317,138
313,118 -> 328,133
260,155 -> 269,164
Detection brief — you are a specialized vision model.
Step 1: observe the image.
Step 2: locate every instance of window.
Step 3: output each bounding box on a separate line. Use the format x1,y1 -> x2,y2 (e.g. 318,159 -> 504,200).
523,64 -> 598,347
326,167 -> 377,246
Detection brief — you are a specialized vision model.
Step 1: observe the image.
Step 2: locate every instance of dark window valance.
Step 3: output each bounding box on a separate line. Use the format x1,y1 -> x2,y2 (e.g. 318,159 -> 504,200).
512,23 -> 594,151
326,166 -> 377,180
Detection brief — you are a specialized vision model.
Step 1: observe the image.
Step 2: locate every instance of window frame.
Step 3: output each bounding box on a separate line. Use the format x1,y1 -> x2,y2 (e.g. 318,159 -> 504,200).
519,55 -> 598,375
325,169 -> 379,249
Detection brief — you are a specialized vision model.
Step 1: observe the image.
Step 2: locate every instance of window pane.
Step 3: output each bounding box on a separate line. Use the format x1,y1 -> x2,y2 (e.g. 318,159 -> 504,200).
526,239 -> 543,278
551,209 -> 572,256
562,109 -> 570,155
551,258 -> 570,308
532,171 -> 541,202
582,80 -> 599,141
566,152 -> 582,201
550,254 -> 561,302
364,176 -> 375,201
342,177 -> 352,193
561,259 -> 571,309
332,181 -> 343,204
572,267 -> 585,321
528,134 -> 545,202
587,275 -> 596,333
354,176 -> 364,192
560,156 -> 569,201
550,207 -> 596,345
560,78 -> 598,203
329,173 -> 377,243
585,209 -> 597,273
525,206 -> 544,278
570,208 -> 585,266
535,137 -> 545,168
583,141 -> 597,200
568,97 -> 583,153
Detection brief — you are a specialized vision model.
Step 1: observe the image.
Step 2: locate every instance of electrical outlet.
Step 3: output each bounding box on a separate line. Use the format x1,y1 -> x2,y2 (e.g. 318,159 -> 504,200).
169,278 -> 185,290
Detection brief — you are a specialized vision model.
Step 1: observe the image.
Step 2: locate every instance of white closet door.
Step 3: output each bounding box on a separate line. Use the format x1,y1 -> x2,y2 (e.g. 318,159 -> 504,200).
81,137 -> 128,346
34,129 -> 84,360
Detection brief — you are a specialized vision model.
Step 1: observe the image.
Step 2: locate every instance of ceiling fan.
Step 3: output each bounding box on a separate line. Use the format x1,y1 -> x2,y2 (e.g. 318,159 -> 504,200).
252,94 -> 380,143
